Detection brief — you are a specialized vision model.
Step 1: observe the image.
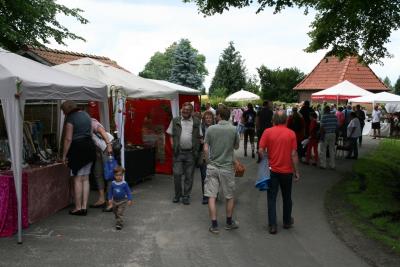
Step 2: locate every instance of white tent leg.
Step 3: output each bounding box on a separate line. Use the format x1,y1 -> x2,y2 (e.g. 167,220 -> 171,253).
2,98 -> 25,244
114,97 -> 125,169
170,94 -> 179,118
56,100 -> 65,154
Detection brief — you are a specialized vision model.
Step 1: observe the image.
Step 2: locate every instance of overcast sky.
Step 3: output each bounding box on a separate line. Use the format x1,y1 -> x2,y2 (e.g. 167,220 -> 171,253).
51,0 -> 400,89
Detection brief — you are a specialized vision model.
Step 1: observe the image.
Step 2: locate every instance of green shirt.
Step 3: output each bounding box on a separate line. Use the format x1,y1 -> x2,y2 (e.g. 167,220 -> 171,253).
205,120 -> 239,169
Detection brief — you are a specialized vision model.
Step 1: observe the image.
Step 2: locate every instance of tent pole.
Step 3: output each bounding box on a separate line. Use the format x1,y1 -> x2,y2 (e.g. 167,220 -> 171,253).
2,98 -> 25,244
16,99 -> 24,244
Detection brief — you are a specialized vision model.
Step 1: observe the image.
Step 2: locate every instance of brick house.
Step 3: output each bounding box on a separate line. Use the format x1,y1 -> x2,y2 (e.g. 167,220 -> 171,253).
293,56 -> 388,102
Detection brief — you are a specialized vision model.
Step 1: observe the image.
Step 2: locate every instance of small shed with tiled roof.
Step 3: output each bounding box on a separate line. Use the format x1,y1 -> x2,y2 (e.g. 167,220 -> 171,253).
18,46 -> 129,72
294,56 -> 388,102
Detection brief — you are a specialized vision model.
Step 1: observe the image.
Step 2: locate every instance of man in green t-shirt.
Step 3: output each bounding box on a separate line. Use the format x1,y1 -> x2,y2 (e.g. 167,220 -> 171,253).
204,106 -> 240,234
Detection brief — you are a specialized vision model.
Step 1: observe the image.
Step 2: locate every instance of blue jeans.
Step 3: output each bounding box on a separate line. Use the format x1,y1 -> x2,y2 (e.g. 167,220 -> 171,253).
267,171 -> 293,226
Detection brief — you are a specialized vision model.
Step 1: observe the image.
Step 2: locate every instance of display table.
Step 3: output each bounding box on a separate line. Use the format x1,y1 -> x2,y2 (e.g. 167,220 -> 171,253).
25,163 -> 70,224
0,172 -> 28,237
125,146 -> 156,185
0,163 -> 70,237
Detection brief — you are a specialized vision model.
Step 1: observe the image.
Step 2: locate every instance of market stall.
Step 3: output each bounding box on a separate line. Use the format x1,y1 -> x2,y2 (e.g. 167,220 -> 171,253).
0,49 -> 109,243
54,59 -> 200,175
349,92 -> 400,137
348,91 -> 400,105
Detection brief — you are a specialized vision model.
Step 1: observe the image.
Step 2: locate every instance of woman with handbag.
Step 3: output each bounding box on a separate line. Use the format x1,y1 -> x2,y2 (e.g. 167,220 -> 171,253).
61,101 -> 96,216
90,118 -> 114,212
199,110 -> 215,204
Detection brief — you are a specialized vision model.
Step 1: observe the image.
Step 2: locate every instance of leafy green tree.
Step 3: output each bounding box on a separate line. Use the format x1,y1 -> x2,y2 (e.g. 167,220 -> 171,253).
394,76 -> 400,95
0,0 -> 88,51
184,0 -> 400,64
139,43 -> 177,80
211,87 -> 228,98
139,39 -> 208,88
244,74 -> 261,94
258,66 -> 304,102
209,41 -> 247,97
169,39 -> 207,90
383,76 -> 393,91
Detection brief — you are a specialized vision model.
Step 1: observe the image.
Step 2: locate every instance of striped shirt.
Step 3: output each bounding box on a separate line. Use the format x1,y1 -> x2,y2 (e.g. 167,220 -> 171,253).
320,113 -> 338,133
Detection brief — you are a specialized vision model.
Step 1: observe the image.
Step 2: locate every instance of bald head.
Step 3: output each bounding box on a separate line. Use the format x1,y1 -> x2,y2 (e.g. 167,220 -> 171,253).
272,110 -> 287,125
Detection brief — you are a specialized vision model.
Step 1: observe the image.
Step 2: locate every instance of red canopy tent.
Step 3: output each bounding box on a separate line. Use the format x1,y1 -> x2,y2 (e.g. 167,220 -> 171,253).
89,84 -> 200,174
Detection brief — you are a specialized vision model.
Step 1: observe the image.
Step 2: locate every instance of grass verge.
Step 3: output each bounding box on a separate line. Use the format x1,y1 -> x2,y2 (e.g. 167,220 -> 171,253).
327,139 -> 400,255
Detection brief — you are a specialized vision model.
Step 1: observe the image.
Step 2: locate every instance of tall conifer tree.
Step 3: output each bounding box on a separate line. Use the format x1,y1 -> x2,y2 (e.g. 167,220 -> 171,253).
169,39 -> 206,90
209,41 -> 247,97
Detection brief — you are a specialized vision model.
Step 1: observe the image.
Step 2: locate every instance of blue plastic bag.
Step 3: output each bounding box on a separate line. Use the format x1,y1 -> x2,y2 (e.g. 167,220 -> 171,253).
255,153 -> 270,191
103,155 -> 118,181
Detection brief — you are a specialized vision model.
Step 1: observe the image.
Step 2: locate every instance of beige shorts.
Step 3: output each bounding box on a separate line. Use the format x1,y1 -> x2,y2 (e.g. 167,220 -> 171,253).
204,165 -> 235,199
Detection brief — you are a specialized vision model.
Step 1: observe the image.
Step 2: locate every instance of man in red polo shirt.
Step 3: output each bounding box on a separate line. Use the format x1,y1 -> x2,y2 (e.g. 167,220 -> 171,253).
259,110 -> 300,234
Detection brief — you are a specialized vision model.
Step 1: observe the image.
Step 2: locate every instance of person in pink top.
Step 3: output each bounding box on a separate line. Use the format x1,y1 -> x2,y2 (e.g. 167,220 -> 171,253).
259,110 -> 300,235
232,107 -> 243,126
336,106 -> 345,137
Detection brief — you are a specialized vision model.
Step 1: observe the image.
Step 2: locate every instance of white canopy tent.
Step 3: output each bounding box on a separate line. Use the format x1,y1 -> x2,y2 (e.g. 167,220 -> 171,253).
54,58 -> 200,169
148,79 -> 200,95
348,91 -> 400,105
0,48 -> 109,243
225,89 -> 260,102
148,79 -> 200,117
148,79 -> 201,117
311,80 -> 373,102
349,92 -> 400,114
53,58 -> 186,116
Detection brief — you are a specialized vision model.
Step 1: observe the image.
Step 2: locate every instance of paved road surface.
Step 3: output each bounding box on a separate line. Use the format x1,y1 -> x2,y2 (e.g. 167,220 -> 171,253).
0,138 -> 380,266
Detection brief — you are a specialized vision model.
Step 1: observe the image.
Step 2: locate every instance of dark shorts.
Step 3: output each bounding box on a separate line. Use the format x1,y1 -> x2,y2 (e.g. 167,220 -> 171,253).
372,122 -> 381,130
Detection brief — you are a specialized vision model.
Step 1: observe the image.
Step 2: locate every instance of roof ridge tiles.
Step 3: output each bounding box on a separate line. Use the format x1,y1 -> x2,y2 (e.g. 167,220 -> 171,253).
339,57 -> 351,82
28,45 -> 111,60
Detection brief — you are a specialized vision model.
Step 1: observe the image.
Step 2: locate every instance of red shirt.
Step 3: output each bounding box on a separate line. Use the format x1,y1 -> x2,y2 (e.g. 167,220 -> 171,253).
259,125 -> 297,174
336,111 -> 345,126
309,118 -> 318,140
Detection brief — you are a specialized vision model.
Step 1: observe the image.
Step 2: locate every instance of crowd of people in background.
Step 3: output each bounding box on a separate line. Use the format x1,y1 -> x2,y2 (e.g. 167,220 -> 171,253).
200,100 -> 397,173
61,98 -> 398,234
183,100 -> 399,233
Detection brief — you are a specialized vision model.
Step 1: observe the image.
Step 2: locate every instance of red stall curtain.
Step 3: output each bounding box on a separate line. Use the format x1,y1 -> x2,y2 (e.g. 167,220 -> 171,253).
179,94 -> 200,112
124,99 -> 173,174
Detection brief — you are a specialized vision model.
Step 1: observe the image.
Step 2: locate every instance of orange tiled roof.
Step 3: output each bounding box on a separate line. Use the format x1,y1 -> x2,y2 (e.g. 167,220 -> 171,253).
20,46 -> 129,72
294,56 -> 387,91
